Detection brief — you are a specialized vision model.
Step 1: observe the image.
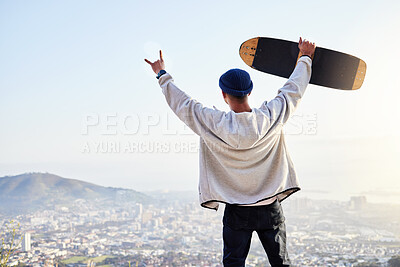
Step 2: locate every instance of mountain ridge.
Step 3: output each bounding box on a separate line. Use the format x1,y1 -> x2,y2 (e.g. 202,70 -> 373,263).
0,172 -> 151,214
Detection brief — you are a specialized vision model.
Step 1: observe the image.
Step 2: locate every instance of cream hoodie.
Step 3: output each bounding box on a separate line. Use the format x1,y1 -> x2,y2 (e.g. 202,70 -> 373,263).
158,56 -> 312,210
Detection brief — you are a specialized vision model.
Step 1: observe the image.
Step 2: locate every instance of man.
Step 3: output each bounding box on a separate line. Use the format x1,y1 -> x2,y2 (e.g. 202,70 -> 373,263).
145,37 -> 316,266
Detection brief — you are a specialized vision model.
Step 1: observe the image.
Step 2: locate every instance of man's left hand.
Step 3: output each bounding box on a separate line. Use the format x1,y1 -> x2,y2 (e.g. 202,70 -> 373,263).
145,50 -> 165,74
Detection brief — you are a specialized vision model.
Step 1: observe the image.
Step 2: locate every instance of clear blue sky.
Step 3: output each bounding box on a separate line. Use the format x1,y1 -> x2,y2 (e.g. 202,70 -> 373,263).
1,0 -> 399,202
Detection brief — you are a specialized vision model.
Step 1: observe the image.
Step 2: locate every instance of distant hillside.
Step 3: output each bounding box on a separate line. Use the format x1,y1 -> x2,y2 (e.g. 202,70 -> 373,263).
0,173 -> 152,214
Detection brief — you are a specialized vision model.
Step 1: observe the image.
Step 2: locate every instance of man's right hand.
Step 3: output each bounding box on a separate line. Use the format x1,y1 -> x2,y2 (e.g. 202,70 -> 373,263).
298,37 -> 316,58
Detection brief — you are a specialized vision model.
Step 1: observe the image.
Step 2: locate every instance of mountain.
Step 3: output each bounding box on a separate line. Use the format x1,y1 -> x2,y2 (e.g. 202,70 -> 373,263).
0,172 -> 152,214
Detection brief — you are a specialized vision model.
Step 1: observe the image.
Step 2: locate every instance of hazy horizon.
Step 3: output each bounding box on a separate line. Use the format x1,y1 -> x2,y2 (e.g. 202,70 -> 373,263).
1,1 -> 399,205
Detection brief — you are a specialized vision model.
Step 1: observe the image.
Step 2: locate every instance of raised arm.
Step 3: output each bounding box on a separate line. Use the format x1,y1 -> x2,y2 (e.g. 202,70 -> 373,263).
260,37 -> 316,125
145,51 -> 223,137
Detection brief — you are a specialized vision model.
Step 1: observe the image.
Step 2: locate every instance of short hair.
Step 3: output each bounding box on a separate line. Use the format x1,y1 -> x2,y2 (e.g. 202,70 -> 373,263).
226,93 -> 248,104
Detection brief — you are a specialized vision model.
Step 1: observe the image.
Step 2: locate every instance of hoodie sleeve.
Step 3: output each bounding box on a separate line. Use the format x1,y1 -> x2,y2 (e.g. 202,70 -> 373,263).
260,56 -> 312,126
158,73 -> 225,137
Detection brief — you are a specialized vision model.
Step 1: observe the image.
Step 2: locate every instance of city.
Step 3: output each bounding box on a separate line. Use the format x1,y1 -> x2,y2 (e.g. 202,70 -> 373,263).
1,191 -> 400,266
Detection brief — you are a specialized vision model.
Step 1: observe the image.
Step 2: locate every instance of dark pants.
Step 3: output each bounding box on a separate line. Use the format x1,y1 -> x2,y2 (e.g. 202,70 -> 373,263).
222,199 -> 291,267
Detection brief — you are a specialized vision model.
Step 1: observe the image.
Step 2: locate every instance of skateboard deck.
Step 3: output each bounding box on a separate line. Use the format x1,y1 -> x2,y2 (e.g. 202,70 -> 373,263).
239,37 -> 366,90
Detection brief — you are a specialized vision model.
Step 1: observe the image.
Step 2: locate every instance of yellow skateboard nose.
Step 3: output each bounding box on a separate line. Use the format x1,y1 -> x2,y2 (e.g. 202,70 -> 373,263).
239,37 -> 259,68
352,59 -> 367,90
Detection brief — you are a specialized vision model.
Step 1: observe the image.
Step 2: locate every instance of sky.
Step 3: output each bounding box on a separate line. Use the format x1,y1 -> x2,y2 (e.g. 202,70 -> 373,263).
0,0 -> 399,203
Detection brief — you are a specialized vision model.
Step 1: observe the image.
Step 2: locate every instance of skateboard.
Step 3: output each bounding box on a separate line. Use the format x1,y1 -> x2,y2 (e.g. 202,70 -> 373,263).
239,37 -> 366,90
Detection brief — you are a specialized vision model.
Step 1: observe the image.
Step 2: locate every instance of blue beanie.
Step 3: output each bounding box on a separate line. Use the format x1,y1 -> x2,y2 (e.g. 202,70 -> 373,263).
219,68 -> 253,97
